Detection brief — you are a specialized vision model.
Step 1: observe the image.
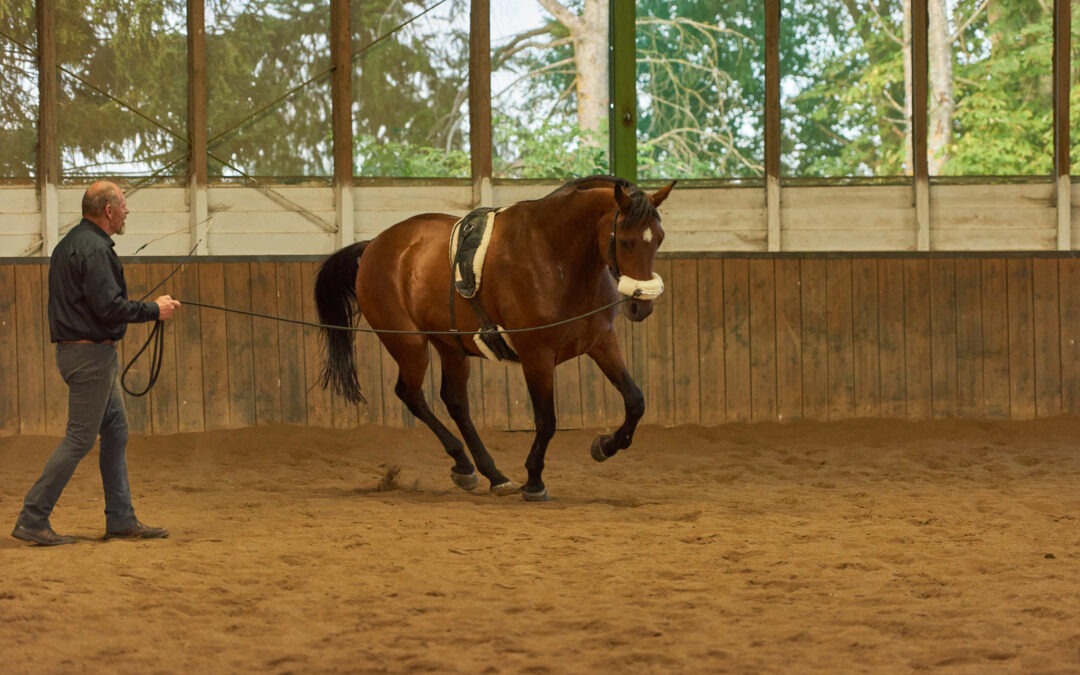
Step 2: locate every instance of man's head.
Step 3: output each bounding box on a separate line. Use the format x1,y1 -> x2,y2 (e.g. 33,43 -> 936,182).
82,181 -> 129,235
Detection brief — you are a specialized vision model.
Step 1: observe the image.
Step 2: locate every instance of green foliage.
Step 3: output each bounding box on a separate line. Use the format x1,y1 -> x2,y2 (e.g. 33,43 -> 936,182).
635,0 -> 765,179
355,135 -> 469,177
0,0 -> 1071,180
492,118 -> 608,178
0,1 -> 37,176
943,4 -> 1053,175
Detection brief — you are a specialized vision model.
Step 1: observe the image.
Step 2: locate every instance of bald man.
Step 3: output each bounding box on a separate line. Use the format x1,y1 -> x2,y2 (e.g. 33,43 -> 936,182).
12,181 -> 181,546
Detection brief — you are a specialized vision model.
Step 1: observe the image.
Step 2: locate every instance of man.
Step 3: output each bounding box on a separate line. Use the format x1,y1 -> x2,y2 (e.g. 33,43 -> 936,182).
12,181 -> 182,546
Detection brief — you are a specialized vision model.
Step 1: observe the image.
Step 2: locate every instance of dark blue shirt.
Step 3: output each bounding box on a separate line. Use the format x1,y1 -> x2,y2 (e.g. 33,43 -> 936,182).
47,219 -> 159,342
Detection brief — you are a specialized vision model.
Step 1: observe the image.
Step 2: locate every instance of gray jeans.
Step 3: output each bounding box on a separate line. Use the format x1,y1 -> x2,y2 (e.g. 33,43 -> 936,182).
17,342 -> 137,532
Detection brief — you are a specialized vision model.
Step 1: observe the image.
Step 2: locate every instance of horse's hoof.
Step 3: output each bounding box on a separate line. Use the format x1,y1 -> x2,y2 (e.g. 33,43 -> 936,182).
591,435 -> 614,462
451,470 -> 479,491
490,480 -> 518,496
520,487 -> 550,502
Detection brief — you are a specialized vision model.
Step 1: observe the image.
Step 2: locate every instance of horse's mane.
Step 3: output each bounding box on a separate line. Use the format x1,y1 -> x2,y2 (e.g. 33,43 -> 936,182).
535,175 -> 655,229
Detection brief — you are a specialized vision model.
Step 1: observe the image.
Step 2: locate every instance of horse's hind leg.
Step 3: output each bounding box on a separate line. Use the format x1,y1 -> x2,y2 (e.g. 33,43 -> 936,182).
384,336 -> 478,490
432,342 -> 517,496
585,328 -> 644,462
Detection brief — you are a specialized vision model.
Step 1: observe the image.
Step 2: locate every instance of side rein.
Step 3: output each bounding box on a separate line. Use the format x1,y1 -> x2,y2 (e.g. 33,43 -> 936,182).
606,207 -> 665,300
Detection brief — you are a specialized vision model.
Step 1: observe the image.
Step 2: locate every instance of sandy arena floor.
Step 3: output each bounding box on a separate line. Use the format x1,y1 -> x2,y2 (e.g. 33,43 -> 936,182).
1,417 -> 1078,673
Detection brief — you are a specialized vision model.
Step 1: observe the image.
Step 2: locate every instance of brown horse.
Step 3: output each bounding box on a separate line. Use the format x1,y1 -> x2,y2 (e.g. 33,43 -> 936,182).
314,175 -> 675,501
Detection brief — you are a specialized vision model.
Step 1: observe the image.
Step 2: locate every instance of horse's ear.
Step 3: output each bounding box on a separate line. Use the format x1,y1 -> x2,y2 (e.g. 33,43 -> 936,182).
650,180 -> 677,208
614,182 -> 633,212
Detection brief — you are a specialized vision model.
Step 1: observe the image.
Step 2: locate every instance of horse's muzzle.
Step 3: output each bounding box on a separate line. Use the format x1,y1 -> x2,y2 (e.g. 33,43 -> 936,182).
624,298 -> 654,322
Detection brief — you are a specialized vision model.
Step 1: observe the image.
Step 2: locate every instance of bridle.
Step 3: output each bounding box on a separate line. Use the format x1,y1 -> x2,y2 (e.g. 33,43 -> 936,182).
606,207 -> 622,280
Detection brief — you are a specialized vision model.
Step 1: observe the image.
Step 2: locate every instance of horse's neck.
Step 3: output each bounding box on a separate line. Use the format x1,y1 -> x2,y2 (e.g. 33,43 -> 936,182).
512,189 -> 612,264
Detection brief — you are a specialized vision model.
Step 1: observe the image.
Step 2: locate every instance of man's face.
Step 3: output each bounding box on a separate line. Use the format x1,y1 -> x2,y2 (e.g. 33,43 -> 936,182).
104,192 -> 129,235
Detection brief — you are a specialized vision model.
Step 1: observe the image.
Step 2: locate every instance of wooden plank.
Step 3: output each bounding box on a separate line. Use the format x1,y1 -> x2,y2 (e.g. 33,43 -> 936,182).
173,261 -> 204,432
276,262 -> 307,425
605,313 -> 634,426
723,258 -> 751,421
198,263 -> 230,430
1060,259 -> 1080,414
15,266 -> 45,434
800,259 -> 829,420
481,359 -> 509,430
851,259 -> 880,417
981,259 -> 1011,418
466,352 -> 485,426
224,262 -> 255,428
630,303 -> 649,420
954,259 -> 984,417
1033,258 -> 1062,417
826,259 -> 854,419
929,258 -> 958,418
301,262 -> 332,428
877,259 -> 907,418
355,322 -> 384,425
506,363 -> 533,431
645,257 -> 674,425
121,264 -> 152,434
250,261 -> 282,425
774,258 -> 802,421
39,265 -> 65,435
1006,258 -> 1036,420
555,359 -> 583,430
380,344 -> 407,428
579,352 -> 608,430
670,258 -> 700,425
147,263 -> 179,435
0,265 -> 18,434
904,260 -> 932,419
748,259 -> 776,421
697,259 -> 725,425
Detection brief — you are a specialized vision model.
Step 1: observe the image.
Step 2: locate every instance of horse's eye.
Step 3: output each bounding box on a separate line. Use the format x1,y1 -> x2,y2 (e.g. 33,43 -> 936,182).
618,239 -> 633,250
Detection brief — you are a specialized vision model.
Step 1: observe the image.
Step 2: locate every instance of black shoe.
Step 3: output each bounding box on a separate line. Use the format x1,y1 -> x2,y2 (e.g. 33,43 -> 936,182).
104,520 -> 169,540
11,524 -> 76,546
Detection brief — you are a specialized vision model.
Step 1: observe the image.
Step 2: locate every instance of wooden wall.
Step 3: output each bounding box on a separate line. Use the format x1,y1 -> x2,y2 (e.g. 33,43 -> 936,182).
3,253 -> 1080,436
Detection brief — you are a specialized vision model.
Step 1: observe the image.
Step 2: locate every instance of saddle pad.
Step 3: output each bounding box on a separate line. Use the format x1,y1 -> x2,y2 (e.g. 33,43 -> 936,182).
449,206 -> 499,299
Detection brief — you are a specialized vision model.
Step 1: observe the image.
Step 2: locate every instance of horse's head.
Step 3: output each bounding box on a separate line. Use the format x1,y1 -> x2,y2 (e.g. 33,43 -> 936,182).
602,180 -> 676,322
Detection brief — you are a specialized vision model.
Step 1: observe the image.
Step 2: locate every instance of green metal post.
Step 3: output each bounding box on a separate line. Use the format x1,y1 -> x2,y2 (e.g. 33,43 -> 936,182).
609,0 -> 636,181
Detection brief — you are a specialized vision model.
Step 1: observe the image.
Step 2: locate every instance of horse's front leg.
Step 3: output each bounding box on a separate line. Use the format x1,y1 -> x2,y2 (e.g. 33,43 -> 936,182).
586,328 -> 644,462
519,354 -> 557,502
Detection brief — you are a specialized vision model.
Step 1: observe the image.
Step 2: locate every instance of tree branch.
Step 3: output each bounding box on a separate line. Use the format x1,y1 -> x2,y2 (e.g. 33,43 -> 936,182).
535,0 -> 582,35
948,0 -> 991,42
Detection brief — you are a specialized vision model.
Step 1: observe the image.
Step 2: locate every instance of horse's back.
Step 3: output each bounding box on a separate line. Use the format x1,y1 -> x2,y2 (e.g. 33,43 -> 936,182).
355,212 -> 458,331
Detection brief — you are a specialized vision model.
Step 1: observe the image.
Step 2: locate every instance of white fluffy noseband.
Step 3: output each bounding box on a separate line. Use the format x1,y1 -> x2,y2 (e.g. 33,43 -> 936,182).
617,273 -> 665,300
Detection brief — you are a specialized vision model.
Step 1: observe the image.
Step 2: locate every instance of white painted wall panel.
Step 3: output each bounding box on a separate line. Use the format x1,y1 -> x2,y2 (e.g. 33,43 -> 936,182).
0,214 -> 39,235
0,187 -> 39,212
0,182 -> 1075,257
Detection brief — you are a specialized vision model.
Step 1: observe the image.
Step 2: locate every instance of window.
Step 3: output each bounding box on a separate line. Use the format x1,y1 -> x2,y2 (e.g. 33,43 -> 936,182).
352,0 -> 470,178
56,1 -> 188,179
782,0 -> 910,177
207,0 -> 331,178
491,0 -> 608,178
937,0 -> 1052,176
0,1 -> 35,177
636,0 -> 764,180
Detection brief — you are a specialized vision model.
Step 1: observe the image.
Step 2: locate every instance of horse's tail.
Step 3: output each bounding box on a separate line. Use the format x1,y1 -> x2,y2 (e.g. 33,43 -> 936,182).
315,241 -> 369,404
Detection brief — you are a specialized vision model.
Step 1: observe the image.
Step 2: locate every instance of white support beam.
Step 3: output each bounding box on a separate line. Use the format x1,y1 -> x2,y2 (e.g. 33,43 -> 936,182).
1058,174 -> 1071,250
766,175 -> 781,251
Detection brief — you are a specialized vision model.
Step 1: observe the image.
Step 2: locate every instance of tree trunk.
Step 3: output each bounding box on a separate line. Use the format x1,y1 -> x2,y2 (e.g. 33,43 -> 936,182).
536,0 -> 609,136
927,0 -> 954,174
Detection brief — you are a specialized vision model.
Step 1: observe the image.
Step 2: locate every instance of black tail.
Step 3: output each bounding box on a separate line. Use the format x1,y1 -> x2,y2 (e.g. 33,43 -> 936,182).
315,241 -> 369,404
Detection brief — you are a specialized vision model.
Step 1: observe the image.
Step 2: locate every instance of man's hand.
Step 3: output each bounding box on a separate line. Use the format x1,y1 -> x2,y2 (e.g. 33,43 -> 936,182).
154,295 -> 181,321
